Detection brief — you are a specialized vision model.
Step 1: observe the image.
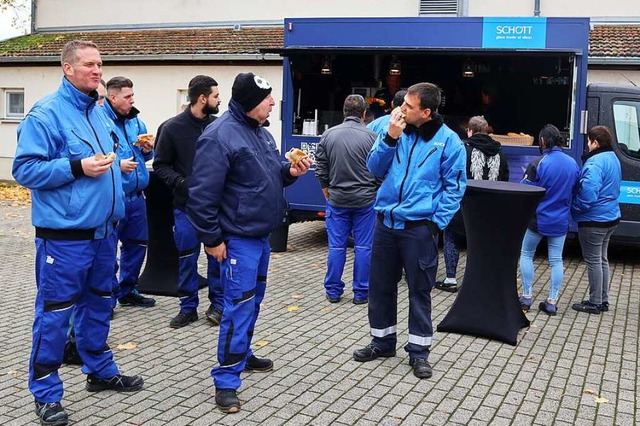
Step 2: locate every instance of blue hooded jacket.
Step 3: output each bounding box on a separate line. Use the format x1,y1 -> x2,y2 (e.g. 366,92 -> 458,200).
103,101 -> 152,195
571,147 -> 621,224
13,77 -> 125,238
186,99 -> 297,247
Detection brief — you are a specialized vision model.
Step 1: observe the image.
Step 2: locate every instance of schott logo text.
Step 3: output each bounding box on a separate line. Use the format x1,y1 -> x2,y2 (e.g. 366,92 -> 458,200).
496,25 -> 533,35
627,187 -> 640,195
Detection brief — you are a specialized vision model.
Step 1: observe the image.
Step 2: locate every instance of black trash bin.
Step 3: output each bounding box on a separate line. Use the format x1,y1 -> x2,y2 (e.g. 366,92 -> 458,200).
269,210 -> 290,252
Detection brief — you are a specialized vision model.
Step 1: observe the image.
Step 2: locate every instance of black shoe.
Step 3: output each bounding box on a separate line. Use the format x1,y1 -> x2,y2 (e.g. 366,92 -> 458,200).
118,289 -> 156,307
62,340 -> 82,366
353,297 -> 368,305
205,304 -> 223,325
244,355 -> 273,372
353,344 -> 396,362
215,389 -> 241,413
34,401 -> 68,426
86,374 -> 144,392
326,294 -> 341,303
409,358 -> 433,379
539,301 -> 558,316
519,296 -> 533,312
435,281 -> 458,293
571,300 -> 601,315
169,311 -> 198,328
600,302 -> 609,312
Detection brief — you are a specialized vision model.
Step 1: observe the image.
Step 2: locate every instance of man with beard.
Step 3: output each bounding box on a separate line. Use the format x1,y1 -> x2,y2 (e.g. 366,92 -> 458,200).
435,115 -> 509,293
153,75 -> 224,328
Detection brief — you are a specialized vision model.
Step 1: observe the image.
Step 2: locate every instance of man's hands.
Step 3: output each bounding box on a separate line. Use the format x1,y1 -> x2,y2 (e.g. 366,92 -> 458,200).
120,157 -> 139,173
388,106 -> 407,140
289,157 -> 313,177
205,242 -> 227,262
81,156 -> 114,177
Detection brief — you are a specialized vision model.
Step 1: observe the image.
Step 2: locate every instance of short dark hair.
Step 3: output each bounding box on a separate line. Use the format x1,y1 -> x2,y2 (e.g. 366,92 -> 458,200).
106,76 -> 133,93
468,116 -> 489,134
539,124 -> 564,148
60,40 -> 99,67
588,125 -> 613,147
392,90 -> 407,108
406,83 -> 441,113
188,75 -> 218,105
343,94 -> 367,118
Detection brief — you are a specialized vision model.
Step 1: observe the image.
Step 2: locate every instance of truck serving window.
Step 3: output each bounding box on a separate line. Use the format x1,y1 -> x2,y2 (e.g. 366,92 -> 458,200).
288,52 -> 575,148
613,101 -> 640,159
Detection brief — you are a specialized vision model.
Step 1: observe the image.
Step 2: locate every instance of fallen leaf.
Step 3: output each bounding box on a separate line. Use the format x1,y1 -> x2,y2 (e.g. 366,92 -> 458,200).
116,342 -> 137,350
287,306 -> 299,312
594,397 -> 609,404
291,293 -> 304,299
321,307 -> 331,313
255,340 -> 269,347
7,370 -> 19,378
584,389 -> 597,395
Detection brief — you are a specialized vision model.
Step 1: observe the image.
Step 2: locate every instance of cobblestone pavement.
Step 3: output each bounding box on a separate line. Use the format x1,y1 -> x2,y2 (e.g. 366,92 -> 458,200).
0,201 -> 638,426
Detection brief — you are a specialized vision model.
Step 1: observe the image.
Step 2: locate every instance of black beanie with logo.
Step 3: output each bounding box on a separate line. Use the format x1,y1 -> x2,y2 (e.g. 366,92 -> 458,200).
231,72 -> 272,112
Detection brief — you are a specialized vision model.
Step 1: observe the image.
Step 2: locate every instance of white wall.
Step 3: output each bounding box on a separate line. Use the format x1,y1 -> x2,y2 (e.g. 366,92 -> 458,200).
466,0 -> 639,18
0,63 -> 283,180
587,70 -> 640,86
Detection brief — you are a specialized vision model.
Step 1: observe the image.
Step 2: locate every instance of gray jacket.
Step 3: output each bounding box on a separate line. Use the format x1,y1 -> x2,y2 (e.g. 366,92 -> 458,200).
315,116 -> 377,208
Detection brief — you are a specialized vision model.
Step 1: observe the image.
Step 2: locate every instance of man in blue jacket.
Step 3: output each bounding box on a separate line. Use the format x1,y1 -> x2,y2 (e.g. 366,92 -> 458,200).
186,72 -> 312,413
353,82 -> 467,380
12,40 -> 143,426
104,76 -> 156,308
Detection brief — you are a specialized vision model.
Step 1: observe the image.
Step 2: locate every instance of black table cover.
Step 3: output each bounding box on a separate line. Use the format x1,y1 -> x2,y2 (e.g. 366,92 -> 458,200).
437,180 -> 545,346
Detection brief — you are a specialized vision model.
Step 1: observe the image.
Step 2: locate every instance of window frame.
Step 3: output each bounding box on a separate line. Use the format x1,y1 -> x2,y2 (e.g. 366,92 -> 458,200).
612,99 -> 640,161
4,89 -> 25,119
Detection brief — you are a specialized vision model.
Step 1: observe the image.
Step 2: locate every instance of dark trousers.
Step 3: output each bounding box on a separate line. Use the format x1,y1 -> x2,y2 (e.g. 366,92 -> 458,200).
368,220 -> 438,359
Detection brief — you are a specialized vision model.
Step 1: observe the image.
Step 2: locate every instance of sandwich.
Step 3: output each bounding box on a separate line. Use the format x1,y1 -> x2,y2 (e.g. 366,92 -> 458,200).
392,106 -> 407,119
134,133 -> 155,148
95,152 -> 117,162
285,148 -> 309,165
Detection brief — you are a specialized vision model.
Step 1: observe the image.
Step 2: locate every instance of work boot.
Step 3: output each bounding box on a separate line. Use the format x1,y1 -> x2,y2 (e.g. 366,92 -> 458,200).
34,401 -> 68,426
205,304 -> 223,325
326,294 -> 341,303
244,355 -> 273,372
169,311 -> 198,328
118,289 -> 156,307
571,300 -> 601,314
353,344 -> 396,362
215,389 -> 241,413
86,374 -> 144,392
409,358 -> 433,379
62,340 -> 82,366
600,301 -> 609,312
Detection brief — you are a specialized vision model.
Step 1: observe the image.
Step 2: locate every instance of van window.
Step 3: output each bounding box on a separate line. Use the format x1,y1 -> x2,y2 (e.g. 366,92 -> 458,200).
613,101 -> 640,159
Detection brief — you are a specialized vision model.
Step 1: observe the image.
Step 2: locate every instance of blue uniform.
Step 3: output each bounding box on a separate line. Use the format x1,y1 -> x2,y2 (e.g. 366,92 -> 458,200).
103,101 -> 153,299
187,99 -> 297,390
366,115 -> 466,360
13,77 -> 125,403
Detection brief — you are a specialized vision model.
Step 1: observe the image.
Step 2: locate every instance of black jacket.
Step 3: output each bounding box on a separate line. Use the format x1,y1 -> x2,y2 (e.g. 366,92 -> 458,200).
153,108 -> 215,210
465,133 -> 509,182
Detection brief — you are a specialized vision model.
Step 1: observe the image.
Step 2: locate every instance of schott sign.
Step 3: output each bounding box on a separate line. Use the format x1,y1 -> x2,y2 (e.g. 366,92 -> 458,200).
482,18 -> 547,49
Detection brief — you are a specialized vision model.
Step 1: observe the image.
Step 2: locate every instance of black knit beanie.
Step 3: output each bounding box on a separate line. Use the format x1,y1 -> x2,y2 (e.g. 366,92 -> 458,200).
231,72 -> 272,112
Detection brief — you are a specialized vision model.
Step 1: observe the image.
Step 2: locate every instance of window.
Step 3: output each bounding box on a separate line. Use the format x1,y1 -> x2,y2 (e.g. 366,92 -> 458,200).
3,89 -> 24,119
613,101 -> 640,159
177,89 -> 189,113
419,0 -> 459,15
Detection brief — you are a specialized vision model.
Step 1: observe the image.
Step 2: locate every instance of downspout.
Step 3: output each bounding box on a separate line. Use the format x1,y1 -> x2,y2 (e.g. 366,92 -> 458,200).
533,0 -> 541,17
30,0 -> 36,34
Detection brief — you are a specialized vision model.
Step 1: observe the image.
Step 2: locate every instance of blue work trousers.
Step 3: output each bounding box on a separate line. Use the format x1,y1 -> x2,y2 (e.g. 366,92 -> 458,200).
212,236 -> 269,390
173,209 -> 223,312
368,220 -> 438,359
30,232 -> 119,403
114,194 -> 148,298
324,202 -> 375,300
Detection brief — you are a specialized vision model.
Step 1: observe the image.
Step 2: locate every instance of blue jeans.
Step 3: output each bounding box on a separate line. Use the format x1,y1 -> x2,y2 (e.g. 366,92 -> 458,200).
519,229 -> 567,302
578,225 -> 616,305
324,202 -> 375,300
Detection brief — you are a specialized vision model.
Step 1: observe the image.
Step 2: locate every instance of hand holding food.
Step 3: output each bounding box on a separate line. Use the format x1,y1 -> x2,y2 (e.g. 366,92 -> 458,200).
285,147 -> 309,165
94,152 -> 117,162
82,152 -> 116,177
134,133 -> 155,150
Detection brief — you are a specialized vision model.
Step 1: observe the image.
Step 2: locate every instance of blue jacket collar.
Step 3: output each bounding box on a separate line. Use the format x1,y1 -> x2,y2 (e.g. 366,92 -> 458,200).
59,76 -> 99,112
103,99 -> 140,121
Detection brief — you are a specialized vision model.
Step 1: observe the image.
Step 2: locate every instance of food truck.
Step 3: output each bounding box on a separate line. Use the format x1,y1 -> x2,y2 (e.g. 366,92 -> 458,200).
268,17 -> 640,249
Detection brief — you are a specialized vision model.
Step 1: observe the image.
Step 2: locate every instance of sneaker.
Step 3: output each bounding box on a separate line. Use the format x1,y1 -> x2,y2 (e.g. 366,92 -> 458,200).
353,344 -> 396,362
352,297 -> 368,305
244,355 -> 273,372
326,294 -> 341,303
539,301 -> 557,316
215,388 -> 241,414
34,401 -> 68,426
169,311 -> 198,328
519,296 -> 533,312
205,304 -> 223,325
409,358 -> 433,379
571,300 -> 601,315
600,302 -> 609,312
86,374 -> 144,392
435,281 -> 458,293
62,340 -> 82,366
118,289 -> 156,307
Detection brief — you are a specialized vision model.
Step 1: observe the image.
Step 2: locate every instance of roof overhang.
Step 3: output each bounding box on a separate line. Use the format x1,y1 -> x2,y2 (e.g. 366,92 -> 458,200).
0,53 -> 282,64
